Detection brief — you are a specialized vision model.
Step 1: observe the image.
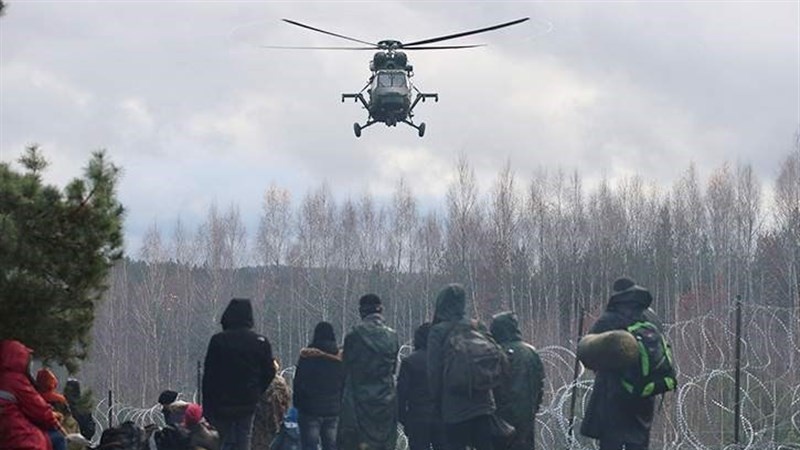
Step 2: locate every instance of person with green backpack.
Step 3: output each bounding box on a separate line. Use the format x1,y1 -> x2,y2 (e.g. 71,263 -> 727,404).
580,277 -> 677,450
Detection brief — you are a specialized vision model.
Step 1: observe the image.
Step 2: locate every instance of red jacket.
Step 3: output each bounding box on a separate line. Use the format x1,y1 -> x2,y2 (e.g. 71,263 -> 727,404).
0,340 -> 57,450
36,368 -> 68,408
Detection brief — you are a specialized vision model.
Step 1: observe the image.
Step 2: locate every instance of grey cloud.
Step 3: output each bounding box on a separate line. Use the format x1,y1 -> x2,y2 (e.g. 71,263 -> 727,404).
1,1 -> 797,251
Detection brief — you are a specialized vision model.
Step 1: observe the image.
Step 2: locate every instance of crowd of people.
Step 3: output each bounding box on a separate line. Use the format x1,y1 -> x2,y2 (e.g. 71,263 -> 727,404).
1,277 -> 667,450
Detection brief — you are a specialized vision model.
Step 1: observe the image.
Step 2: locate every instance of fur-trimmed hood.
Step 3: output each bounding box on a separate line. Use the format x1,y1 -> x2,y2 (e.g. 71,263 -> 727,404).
299,347 -> 342,362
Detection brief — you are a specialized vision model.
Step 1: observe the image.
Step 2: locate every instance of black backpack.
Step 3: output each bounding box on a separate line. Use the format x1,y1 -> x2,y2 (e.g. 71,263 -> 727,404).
621,320 -> 677,398
443,322 -> 506,394
154,425 -> 191,450
97,421 -> 148,450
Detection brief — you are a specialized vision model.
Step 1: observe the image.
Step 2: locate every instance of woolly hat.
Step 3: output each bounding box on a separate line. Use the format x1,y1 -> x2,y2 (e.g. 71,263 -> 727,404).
183,403 -> 203,426
358,293 -> 383,318
612,277 -> 637,294
158,389 -> 179,405
64,378 -> 82,404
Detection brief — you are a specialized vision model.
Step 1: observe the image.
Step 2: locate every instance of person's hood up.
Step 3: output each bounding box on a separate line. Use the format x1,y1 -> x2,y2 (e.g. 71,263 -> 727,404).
608,278 -> 652,313
220,298 -> 254,330
36,368 -> 67,404
0,339 -> 32,374
433,284 -> 466,323
36,367 -> 59,392
490,311 -> 522,344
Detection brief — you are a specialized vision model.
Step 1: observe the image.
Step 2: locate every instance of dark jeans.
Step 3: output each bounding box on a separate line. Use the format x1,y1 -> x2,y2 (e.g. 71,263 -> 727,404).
599,440 -> 648,450
47,429 -> 66,450
404,420 -> 446,450
214,414 -> 255,450
444,415 -> 493,450
298,412 -> 337,450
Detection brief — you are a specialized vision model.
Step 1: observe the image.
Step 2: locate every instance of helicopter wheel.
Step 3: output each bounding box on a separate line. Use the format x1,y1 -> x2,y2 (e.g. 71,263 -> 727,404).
353,122 -> 362,138
418,122 -> 426,138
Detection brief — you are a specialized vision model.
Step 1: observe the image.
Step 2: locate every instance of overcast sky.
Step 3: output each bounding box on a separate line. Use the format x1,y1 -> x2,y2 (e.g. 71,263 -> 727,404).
1,1 -> 798,254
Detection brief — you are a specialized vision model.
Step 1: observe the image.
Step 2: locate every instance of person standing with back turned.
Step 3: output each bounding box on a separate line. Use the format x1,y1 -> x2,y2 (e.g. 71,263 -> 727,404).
336,294 -> 399,450
580,277 -> 660,450
427,283 -> 503,450
490,311 -> 545,450
203,298 -> 275,450
397,322 -> 446,450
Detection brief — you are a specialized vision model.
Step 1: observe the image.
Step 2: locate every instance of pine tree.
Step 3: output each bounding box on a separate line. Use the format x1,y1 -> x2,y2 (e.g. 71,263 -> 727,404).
0,145 -> 124,372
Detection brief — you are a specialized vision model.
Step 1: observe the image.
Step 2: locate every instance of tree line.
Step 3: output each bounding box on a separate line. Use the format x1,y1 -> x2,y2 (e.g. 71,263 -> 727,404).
81,146 -> 799,447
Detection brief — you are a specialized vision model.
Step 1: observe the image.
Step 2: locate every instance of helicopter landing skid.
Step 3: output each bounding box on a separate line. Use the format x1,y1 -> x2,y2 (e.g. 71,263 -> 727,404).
352,120 -> 377,138
402,120 -> 426,138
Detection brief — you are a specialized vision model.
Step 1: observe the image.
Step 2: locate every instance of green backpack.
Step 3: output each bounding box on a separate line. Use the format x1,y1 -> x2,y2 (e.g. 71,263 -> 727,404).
443,322 -> 506,394
621,320 -> 677,398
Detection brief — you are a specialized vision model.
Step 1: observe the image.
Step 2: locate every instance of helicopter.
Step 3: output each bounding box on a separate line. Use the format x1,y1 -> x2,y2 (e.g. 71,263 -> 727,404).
266,17 -> 530,137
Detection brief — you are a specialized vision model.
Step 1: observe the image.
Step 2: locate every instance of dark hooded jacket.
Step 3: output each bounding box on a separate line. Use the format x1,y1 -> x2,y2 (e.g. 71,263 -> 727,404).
202,299 -> 275,421
397,323 -> 437,428
580,283 -> 658,445
293,338 -> 344,417
427,284 -> 496,424
337,313 -> 400,450
490,312 -> 545,430
64,379 -> 95,440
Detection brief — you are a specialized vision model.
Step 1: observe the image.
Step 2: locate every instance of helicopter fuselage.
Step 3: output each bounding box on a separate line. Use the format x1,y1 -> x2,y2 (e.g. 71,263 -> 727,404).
367,69 -> 412,126
276,17 -> 530,137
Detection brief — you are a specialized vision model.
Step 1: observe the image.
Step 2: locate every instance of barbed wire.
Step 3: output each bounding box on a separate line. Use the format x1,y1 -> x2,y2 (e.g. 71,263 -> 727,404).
89,304 -> 799,450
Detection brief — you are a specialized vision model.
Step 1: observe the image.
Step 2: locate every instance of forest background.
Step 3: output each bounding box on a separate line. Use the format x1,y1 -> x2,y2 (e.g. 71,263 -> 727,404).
81,144 -> 800,449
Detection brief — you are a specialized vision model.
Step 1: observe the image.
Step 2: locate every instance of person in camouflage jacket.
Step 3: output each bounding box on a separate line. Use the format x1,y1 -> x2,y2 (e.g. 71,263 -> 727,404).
490,312 -> 545,450
336,294 -> 399,450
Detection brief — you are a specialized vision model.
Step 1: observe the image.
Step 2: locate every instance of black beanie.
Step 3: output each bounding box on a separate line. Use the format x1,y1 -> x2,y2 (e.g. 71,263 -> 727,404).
158,390 -> 178,405
612,277 -> 636,293
359,293 -> 383,318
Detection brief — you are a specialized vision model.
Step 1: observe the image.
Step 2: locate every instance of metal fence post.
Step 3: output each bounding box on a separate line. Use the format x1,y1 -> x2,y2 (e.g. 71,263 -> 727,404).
197,360 -> 202,404
567,307 -> 585,449
107,389 -> 113,429
734,294 -> 743,446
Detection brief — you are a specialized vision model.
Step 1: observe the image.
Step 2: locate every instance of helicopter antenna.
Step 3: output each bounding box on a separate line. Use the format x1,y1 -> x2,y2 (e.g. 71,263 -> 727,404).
282,19 -> 378,47
402,17 -> 530,47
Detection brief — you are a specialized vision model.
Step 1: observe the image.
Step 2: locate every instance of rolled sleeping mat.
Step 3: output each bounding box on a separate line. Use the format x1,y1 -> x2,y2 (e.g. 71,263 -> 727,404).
577,330 -> 639,371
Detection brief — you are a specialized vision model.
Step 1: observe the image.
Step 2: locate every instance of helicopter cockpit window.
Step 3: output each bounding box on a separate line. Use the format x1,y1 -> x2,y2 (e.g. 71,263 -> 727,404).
377,72 -> 407,88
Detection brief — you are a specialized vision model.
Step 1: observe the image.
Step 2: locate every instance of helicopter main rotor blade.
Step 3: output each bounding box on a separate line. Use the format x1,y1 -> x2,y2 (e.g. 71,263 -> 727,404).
282,19 -> 378,47
401,44 -> 487,50
261,45 -> 378,50
402,17 -> 530,47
